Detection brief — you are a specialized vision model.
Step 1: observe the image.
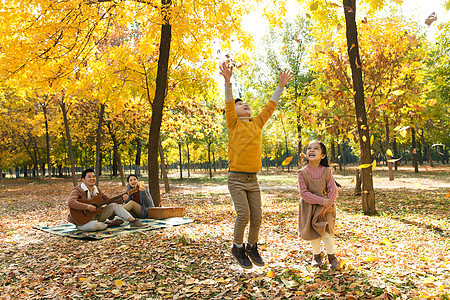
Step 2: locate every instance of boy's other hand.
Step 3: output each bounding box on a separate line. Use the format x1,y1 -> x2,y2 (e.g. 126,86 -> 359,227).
279,69 -> 294,88
219,61 -> 233,85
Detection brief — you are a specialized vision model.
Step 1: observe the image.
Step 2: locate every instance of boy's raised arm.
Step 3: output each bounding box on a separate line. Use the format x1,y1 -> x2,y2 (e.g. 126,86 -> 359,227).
279,69 -> 294,88
270,69 -> 294,103
220,61 -> 234,102
219,61 -> 233,86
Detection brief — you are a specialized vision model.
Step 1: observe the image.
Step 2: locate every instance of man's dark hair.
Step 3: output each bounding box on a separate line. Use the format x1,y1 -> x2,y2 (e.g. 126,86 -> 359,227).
82,168 -> 95,179
234,98 -> 243,104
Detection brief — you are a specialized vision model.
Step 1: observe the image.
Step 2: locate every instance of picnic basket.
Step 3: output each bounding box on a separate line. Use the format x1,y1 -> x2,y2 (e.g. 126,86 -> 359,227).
147,198 -> 186,219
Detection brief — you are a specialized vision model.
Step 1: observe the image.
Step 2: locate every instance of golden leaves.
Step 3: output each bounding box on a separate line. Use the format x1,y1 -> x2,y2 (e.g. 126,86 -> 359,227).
282,156 -> 293,166
310,1 -> 319,11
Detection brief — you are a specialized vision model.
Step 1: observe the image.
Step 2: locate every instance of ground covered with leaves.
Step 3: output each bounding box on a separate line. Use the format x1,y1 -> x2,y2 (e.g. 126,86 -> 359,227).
0,166 -> 449,299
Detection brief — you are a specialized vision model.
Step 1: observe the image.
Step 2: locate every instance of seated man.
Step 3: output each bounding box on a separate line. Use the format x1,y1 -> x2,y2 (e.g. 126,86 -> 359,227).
67,168 -> 149,231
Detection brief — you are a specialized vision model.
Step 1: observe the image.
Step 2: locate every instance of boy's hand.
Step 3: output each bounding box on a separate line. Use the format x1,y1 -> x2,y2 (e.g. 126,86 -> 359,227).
279,69 -> 294,88
219,61 -> 233,85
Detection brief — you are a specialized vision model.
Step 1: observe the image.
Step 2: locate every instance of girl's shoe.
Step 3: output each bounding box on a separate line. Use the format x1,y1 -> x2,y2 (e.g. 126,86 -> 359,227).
327,254 -> 340,270
311,253 -> 322,268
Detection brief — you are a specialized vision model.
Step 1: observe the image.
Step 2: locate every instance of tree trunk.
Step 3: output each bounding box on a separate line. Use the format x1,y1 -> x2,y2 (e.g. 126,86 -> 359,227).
158,137 -> 170,193
42,100 -> 52,184
186,142 -> 191,178
411,127 -> 418,173
337,142 -> 343,170
343,0 -> 376,215
208,141 -> 212,178
418,141 -> 423,165
147,0 -> 172,207
393,136 -> 399,170
297,108 -> 303,168
384,116 -> 394,181
60,98 -> 77,186
378,139 -> 385,166
355,169 -> 362,196
107,123 -> 125,187
95,103 -> 105,185
331,139 -> 336,168
135,138 -> 142,176
178,142 -> 183,179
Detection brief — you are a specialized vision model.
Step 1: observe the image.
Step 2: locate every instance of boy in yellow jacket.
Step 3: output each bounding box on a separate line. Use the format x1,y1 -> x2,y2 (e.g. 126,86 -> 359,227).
219,62 -> 293,269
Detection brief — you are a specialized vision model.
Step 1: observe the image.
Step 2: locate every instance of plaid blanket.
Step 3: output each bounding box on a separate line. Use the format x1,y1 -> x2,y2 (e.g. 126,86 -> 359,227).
33,217 -> 193,240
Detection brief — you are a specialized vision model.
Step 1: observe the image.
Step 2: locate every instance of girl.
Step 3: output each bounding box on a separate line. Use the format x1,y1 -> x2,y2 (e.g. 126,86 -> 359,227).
298,140 -> 340,269
122,174 -> 155,219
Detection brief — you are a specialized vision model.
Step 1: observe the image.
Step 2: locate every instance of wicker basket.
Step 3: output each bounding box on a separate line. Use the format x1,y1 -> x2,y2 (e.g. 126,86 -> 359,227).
147,198 -> 186,219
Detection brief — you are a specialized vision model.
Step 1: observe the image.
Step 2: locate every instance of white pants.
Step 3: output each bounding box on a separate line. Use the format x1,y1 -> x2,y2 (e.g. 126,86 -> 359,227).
76,203 -> 133,231
310,232 -> 336,255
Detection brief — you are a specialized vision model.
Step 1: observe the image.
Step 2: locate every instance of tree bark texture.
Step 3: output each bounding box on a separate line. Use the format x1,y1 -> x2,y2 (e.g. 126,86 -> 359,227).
60,96 -> 77,186
95,103 -> 105,185
343,0 -> 376,214
148,0 -> 172,207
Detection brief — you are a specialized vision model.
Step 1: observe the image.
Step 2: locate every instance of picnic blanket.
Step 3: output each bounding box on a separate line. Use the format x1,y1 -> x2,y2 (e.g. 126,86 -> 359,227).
33,217 -> 193,240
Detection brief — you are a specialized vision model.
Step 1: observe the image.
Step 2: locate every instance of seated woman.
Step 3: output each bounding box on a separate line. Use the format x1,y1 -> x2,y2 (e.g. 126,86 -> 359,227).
122,174 -> 155,219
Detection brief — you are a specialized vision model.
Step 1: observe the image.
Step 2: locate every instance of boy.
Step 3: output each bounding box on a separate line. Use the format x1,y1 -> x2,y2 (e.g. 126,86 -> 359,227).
219,62 -> 293,269
67,168 -> 149,231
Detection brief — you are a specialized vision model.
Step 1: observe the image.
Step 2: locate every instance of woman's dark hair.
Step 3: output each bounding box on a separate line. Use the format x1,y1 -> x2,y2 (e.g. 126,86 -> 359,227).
127,174 -> 138,182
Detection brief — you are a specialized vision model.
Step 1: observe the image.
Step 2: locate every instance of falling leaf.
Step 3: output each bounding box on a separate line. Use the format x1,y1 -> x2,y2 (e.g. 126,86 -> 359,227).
406,35 -> 416,43
349,43 -> 355,51
362,17 -> 367,23
336,23 -> 343,33
370,135 -> 374,145
330,2 -> 341,8
362,135 -> 367,142
372,160 -> 376,170
323,41 -> 334,52
356,163 -> 372,169
344,6 -> 354,13
314,44 -> 323,53
426,99 -> 436,106
425,12 -> 437,26
391,90 -> 404,96
386,149 -> 393,156
310,1 -> 319,11
387,157 -> 402,162
361,125 -> 367,130
282,156 -> 293,166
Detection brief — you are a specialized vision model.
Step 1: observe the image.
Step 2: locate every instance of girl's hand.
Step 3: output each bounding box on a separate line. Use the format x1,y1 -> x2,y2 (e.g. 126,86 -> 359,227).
219,61 -> 233,85
279,69 -> 294,88
123,194 -> 129,201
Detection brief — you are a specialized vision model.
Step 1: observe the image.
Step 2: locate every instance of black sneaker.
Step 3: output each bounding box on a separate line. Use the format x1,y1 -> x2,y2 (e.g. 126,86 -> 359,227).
231,245 -> 253,269
245,243 -> 265,266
